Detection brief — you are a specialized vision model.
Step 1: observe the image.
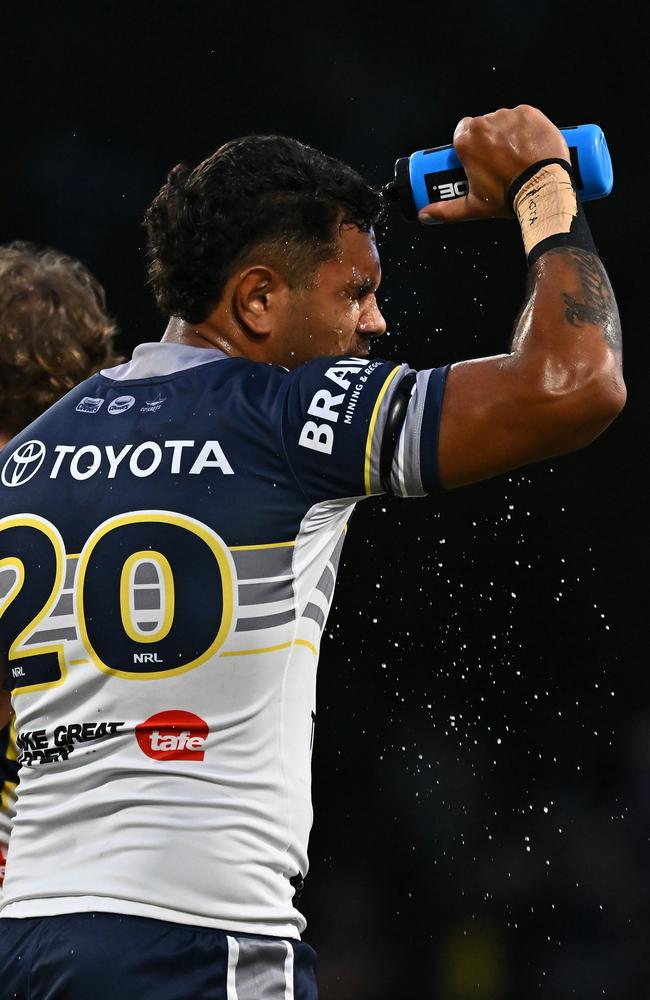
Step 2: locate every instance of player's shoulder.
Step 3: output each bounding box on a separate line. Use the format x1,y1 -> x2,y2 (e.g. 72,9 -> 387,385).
286,354 -> 398,383
283,354 -> 405,421
192,353 -> 402,416
284,354 -> 402,408
210,353 -> 398,387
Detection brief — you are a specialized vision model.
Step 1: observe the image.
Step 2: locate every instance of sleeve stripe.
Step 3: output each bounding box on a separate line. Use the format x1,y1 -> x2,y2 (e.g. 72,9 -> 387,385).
389,368 -> 432,497
363,365 -> 402,495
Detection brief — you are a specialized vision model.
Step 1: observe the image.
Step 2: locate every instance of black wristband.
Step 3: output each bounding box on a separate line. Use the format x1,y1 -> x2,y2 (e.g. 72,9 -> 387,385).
379,371 -> 417,493
508,158 -> 599,267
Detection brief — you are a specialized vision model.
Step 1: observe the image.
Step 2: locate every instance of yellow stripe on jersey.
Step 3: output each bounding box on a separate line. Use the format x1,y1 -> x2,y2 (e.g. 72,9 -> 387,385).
363,365 -> 402,496
229,541 -> 295,551
0,779 -> 17,815
6,714 -> 16,761
221,638 -> 317,658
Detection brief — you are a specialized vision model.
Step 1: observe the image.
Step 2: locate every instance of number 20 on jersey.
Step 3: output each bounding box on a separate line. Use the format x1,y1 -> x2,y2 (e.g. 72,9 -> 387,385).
0,511 -> 234,694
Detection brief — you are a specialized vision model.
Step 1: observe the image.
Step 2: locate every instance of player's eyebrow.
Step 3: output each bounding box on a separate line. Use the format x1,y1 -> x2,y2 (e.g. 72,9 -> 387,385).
347,276 -> 380,296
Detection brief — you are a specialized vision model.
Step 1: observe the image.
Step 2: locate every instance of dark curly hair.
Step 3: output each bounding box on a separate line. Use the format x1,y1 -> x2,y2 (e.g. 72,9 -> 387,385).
144,135 -> 384,324
0,242 -> 121,437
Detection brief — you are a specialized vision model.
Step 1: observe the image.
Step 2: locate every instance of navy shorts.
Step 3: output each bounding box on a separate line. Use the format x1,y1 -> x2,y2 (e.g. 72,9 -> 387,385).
0,912 -> 318,999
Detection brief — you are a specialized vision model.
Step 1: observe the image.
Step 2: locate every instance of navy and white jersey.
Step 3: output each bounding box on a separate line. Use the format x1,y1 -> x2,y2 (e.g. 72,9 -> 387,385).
0,342 -> 449,938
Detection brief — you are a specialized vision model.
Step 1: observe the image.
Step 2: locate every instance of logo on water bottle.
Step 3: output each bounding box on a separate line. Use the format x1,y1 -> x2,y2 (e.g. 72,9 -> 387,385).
425,170 -> 469,203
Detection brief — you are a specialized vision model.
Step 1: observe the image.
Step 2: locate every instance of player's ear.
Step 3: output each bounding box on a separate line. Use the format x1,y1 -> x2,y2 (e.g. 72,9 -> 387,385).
233,265 -> 289,337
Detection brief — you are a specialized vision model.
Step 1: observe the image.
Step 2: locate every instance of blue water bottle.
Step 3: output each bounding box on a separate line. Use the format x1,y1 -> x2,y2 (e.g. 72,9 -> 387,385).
384,124 -> 613,222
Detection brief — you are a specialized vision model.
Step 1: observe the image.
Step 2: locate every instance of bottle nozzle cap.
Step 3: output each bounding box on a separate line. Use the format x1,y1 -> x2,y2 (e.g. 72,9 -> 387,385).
382,180 -> 400,202
383,156 -> 418,221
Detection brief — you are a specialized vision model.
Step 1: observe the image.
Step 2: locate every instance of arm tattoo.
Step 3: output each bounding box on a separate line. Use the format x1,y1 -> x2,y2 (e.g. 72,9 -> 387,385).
552,247 -> 622,352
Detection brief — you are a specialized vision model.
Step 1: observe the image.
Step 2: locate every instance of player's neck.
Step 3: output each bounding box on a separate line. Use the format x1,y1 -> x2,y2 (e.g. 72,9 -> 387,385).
161,316 -> 236,353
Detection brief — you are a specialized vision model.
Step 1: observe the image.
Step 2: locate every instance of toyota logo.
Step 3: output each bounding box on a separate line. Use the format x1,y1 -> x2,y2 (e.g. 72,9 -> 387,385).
1,440 -> 47,487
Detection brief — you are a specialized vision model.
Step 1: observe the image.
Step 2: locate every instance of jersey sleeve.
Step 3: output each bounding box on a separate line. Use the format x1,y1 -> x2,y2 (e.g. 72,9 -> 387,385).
281,355 -> 450,504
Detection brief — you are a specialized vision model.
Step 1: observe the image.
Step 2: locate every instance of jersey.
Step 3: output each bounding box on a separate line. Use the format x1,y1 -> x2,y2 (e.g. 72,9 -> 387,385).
0,341 -> 449,938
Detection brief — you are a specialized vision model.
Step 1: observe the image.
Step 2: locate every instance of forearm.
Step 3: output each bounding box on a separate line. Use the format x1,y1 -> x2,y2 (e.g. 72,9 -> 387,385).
433,106 -> 626,489
511,246 -> 623,393
495,165 -> 625,462
505,152 -> 624,404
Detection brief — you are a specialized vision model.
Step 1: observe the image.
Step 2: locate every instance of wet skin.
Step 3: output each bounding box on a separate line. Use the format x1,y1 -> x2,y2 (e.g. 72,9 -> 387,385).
163,224 -> 387,368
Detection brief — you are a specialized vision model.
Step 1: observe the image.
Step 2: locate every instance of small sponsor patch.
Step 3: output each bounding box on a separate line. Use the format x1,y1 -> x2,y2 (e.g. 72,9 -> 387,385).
108,395 -> 136,415
76,396 -> 105,414
136,710 -> 208,761
140,393 -> 167,413
16,720 -> 125,766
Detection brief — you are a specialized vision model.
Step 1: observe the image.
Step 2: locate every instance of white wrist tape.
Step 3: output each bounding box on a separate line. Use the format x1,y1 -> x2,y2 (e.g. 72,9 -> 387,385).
513,163 -> 578,259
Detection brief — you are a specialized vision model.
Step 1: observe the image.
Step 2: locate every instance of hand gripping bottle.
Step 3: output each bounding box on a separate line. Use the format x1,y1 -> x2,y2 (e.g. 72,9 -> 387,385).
384,124 -> 613,222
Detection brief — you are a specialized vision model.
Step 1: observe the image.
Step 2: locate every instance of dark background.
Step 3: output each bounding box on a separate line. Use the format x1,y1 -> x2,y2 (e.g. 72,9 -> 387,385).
2,2 -> 648,996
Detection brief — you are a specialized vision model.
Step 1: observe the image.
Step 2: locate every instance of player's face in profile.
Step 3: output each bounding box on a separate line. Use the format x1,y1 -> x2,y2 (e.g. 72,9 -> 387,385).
285,224 -> 386,365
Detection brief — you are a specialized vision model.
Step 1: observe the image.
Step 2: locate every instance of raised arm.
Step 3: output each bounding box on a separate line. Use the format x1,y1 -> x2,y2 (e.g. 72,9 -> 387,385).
418,106 -> 625,489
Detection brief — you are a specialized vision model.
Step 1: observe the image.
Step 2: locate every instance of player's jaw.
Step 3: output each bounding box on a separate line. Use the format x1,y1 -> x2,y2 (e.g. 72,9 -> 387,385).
281,294 -> 384,367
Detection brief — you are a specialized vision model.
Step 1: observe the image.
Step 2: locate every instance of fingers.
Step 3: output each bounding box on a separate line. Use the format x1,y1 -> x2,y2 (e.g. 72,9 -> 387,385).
453,116 -> 474,144
418,196 -> 474,225
417,106 -> 567,225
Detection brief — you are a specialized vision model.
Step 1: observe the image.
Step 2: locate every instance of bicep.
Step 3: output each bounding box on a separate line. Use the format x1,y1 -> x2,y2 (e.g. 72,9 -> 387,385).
437,354 -> 585,489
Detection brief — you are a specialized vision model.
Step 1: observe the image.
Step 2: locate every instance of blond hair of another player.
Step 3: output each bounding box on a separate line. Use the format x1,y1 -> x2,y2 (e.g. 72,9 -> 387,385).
0,241 -> 121,438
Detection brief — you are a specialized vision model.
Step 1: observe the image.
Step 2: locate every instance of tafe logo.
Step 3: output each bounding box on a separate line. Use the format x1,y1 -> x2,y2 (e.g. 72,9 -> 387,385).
135,711 -> 208,761
108,395 -> 136,415
1,440 -> 46,487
